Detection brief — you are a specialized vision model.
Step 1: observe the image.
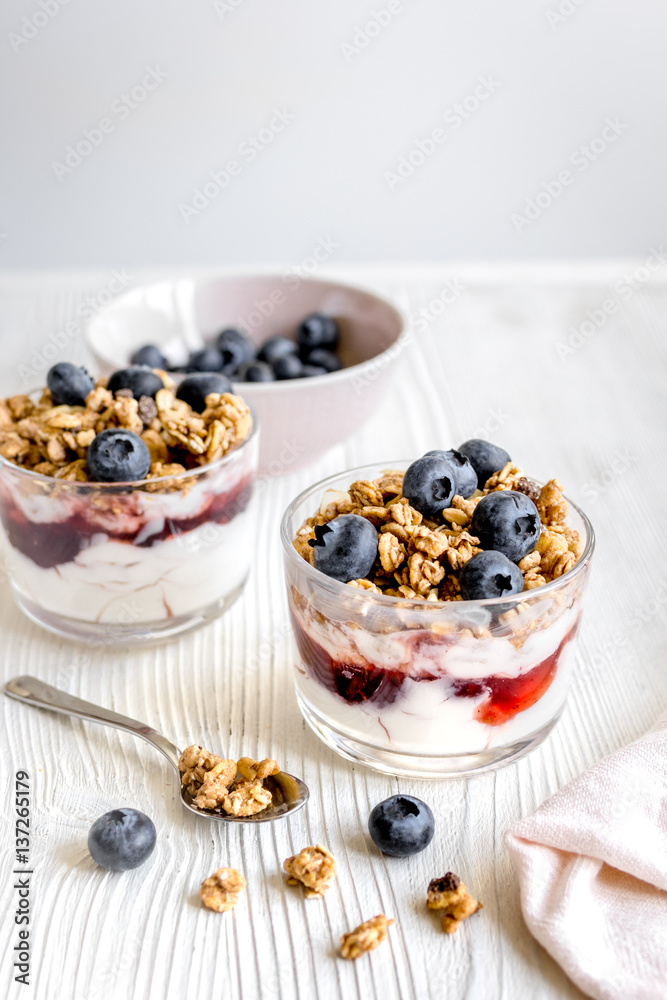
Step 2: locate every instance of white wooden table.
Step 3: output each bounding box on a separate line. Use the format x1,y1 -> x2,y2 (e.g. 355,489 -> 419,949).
1,263 -> 666,1000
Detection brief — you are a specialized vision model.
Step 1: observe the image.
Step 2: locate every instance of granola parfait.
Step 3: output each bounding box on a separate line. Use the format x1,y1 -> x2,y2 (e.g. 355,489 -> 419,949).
281,444 -> 594,777
0,363 -> 258,642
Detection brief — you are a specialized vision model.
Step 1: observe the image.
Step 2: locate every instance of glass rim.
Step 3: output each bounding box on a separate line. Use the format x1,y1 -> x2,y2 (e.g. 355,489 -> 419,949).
0,394 -> 259,490
280,458 -> 595,610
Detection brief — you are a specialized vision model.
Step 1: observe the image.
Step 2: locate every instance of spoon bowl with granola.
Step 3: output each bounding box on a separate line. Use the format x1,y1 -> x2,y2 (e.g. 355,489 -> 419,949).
4,675 -> 309,823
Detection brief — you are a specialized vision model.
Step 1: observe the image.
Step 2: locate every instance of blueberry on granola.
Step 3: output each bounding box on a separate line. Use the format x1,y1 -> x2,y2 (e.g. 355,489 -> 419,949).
402,454 -> 457,519
176,372 -> 232,412
425,449 -> 477,499
368,795 -> 435,856
458,439 -> 511,490
107,366 -> 164,400
471,490 -> 541,563
130,344 -> 167,369
46,362 -> 94,407
309,513 -> 378,583
86,428 -> 151,482
88,808 -> 156,871
459,550 -> 524,600
297,313 -> 339,353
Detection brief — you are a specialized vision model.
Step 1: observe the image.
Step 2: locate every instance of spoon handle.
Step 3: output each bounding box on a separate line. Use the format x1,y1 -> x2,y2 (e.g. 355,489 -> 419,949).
4,675 -> 181,771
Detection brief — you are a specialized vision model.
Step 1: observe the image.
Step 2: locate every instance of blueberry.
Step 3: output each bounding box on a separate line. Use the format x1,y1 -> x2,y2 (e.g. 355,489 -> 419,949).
130,344 -> 167,369
88,808 -> 156,871
297,313 -> 339,353
86,429 -> 152,482
46,362 -> 94,406
458,439 -> 511,489
176,372 -> 232,412
107,366 -> 164,399
460,550 -> 524,600
471,490 -> 541,563
402,455 -> 457,520
368,795 -> 435,857
258,335 -> 297,365
300,364 -> 328,378
235,360 -> 276,382
309,513 -> 378,583
302,348 -> 342,373
424,449 -> 477,499
272,354 -> 303,380
216,328 -> 255,373
185,347 -> 225,372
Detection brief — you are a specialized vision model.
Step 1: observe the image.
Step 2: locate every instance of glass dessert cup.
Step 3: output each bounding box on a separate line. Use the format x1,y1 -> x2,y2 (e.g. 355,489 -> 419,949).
281,462 -> 595,779
0,409 -> 259,645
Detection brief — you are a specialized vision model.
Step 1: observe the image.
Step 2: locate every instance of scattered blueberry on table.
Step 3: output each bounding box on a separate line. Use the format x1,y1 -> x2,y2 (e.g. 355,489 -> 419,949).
87,808 -> 157,871
368,795 -> 435,857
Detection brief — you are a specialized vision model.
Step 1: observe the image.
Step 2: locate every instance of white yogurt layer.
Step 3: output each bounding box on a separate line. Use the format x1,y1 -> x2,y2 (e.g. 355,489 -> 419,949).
293,603 -> 579,755
10,517 -> 252,624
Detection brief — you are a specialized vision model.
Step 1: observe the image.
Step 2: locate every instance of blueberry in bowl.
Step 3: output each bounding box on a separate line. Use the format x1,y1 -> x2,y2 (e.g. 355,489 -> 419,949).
281,450 -> 594,778
85,274 -> 408,475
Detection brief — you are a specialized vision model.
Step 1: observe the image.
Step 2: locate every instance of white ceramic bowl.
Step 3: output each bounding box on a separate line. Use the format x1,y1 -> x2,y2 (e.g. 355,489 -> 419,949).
86,274 -> 407,476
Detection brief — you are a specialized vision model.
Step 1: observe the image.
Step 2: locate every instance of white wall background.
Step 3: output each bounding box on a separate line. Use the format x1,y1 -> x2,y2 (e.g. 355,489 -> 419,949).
1,0 -> 666,268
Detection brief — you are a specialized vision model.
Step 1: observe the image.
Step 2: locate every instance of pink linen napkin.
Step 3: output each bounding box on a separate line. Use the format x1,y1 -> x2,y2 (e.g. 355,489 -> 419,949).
506,713 -> 667,1000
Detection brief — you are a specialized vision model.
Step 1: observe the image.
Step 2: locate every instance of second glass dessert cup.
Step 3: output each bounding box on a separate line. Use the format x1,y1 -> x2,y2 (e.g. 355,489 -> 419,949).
281,462 -> 594,778
0,410 -> 259,645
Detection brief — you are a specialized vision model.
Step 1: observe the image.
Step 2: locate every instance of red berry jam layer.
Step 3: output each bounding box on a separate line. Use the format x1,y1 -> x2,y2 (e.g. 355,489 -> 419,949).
0,474 -> 254,570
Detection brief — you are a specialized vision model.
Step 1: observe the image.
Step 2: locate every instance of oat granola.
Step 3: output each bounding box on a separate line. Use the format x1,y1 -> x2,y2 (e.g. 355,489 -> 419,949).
283,844 -> 336,898
426,872 -> 482,933
200,867 -> 247,912
0,372 -> 252,482
178,746 -> 280,817
340,914 -> 394,959
293,460 -> 581,601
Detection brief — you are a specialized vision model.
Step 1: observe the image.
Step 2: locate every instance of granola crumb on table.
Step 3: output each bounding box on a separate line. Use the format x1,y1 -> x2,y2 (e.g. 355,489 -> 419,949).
293,462 -> 581,600
177,746 -> 279,817
0,375 -> 252,482
340,914 -> 394,959
426,872 -> 482,933
200,867 -> 247,912
283,844 -> 336,898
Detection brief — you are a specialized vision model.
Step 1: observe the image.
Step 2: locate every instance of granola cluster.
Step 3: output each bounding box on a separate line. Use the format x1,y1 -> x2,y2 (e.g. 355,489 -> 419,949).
178,745 -> 279,817
293,462 -> 581,601
340,914 -> 394,960
426,872 -> 482,933
0,374 -> 251,481
200,867 -> 247,912
283,844 -> 336,898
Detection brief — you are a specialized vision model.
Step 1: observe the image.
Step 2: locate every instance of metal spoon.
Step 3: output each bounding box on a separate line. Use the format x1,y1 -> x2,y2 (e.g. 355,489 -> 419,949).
4,675 -> 308,823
